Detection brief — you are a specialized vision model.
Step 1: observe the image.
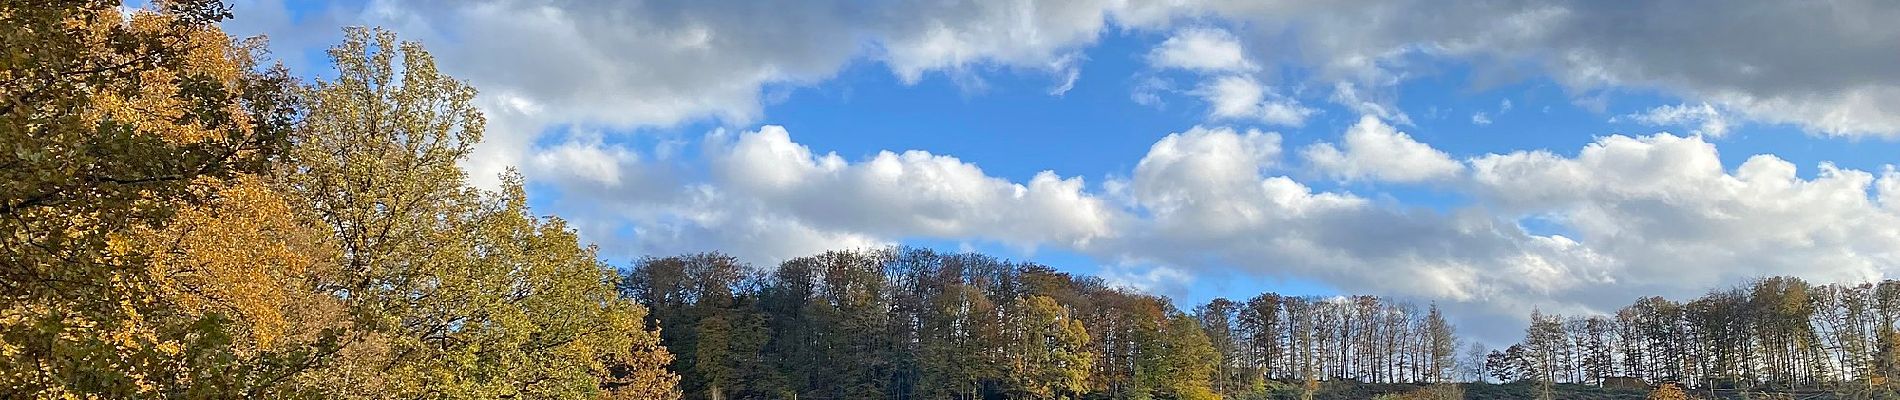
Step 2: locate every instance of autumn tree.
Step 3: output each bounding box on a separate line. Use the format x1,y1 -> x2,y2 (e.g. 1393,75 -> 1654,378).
282,27 -> 675,398
1005,295 -> 1094,399
1137,313 -> 1220,400
0,1 -> 306,397
1424,304 -> 1456,383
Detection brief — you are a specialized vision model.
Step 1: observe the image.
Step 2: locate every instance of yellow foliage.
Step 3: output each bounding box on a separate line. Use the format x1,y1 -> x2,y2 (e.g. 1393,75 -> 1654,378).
70,7 -> 253,145
1648,383 -> 1689,400
111,175 -> 332,349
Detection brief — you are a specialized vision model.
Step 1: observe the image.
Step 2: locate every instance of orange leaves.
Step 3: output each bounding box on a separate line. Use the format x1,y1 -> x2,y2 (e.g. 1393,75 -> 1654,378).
112,175 -> 329,349
1646,383 -> 1689,400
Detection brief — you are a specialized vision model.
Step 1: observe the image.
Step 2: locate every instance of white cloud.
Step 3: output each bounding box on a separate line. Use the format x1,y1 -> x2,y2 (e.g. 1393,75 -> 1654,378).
1148,27 -> 1255,72
1303,116 -> 1463,183
1195,76 -> 1315,126
1467,133 -> 1900,294
1614,103 -> 1732,137
1099,123 -> 1610,333
529,134 -> 635,187
708,126 -> 1119,247
1119,126 -> 1312,237
536,125 -> 1120,265
1470,112 -> 1492,126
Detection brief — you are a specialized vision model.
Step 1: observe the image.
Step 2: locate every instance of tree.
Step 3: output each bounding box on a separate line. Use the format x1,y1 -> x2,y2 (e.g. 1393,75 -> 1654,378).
282,27 -> 676,398
1239,293 -> 1285,381
693,310 -> 770,400
1005,295 -> 1094,399
1486,347 -> 1523,383
1197,298 -> 1248,396
622,253 -> 747,400
1461,342 -> 1489,383
1423,304 -> 1456,383
1153,312 -> 1221,400
1874,328 -> 1900,388
0,1 -> 303,397
1521,309 -> 1565,386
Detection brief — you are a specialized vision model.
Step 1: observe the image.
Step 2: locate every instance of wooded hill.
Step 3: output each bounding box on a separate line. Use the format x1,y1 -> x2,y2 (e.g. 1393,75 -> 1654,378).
625,249 -> 1461,400
626,250 -> 1900,400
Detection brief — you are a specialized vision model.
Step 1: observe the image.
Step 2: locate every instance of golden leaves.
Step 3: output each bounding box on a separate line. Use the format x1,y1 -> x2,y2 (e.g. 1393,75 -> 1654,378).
71,7 -> 252,145
112,175 -> 328,349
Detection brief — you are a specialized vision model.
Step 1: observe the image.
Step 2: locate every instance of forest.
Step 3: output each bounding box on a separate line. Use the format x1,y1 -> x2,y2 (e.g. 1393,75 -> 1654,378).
7,1 -> 1900,399
624,250 -> 1900,400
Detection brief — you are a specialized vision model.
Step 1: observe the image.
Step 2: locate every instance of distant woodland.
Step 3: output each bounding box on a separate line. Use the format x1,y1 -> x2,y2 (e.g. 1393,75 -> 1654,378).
626,250 -> 1900,400
9,1 -> 1900,399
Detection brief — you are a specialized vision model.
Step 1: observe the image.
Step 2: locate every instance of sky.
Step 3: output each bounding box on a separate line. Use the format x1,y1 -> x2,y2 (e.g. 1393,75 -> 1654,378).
219,0 -> 1900,344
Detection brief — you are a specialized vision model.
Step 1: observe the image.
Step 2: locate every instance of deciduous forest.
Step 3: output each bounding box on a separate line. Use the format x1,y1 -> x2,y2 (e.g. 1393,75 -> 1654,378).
624,250 -> 1900,400
8,1 -> 1900,400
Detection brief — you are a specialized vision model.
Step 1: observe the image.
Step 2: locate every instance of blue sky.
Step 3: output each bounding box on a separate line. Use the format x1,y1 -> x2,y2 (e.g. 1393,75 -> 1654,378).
222,0 -> 1900,343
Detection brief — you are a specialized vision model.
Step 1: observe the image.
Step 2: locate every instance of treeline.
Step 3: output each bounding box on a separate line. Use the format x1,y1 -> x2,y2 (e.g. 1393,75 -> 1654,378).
626,248 -> 1463,400
1487,277 -> 1900,395
1,2 -> 675,398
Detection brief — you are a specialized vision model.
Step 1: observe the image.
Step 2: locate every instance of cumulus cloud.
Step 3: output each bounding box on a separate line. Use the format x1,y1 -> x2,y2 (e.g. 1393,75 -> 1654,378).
1467,133 -> 1900,294
1118,126 -> 1314,237
1142,26 -> 1313,127
1303,116 -> 1463,183
1194,76 -> 1316,126
531,125 -> 1119,264
1100,123 -> 1609,328
708,126 -> 1118,247
1148,27 -> 1255,72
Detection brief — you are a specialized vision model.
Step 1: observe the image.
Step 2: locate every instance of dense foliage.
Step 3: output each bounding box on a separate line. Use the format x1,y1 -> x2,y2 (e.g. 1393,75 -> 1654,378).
0,1 -> 675,398
626,249 -> 1465,400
